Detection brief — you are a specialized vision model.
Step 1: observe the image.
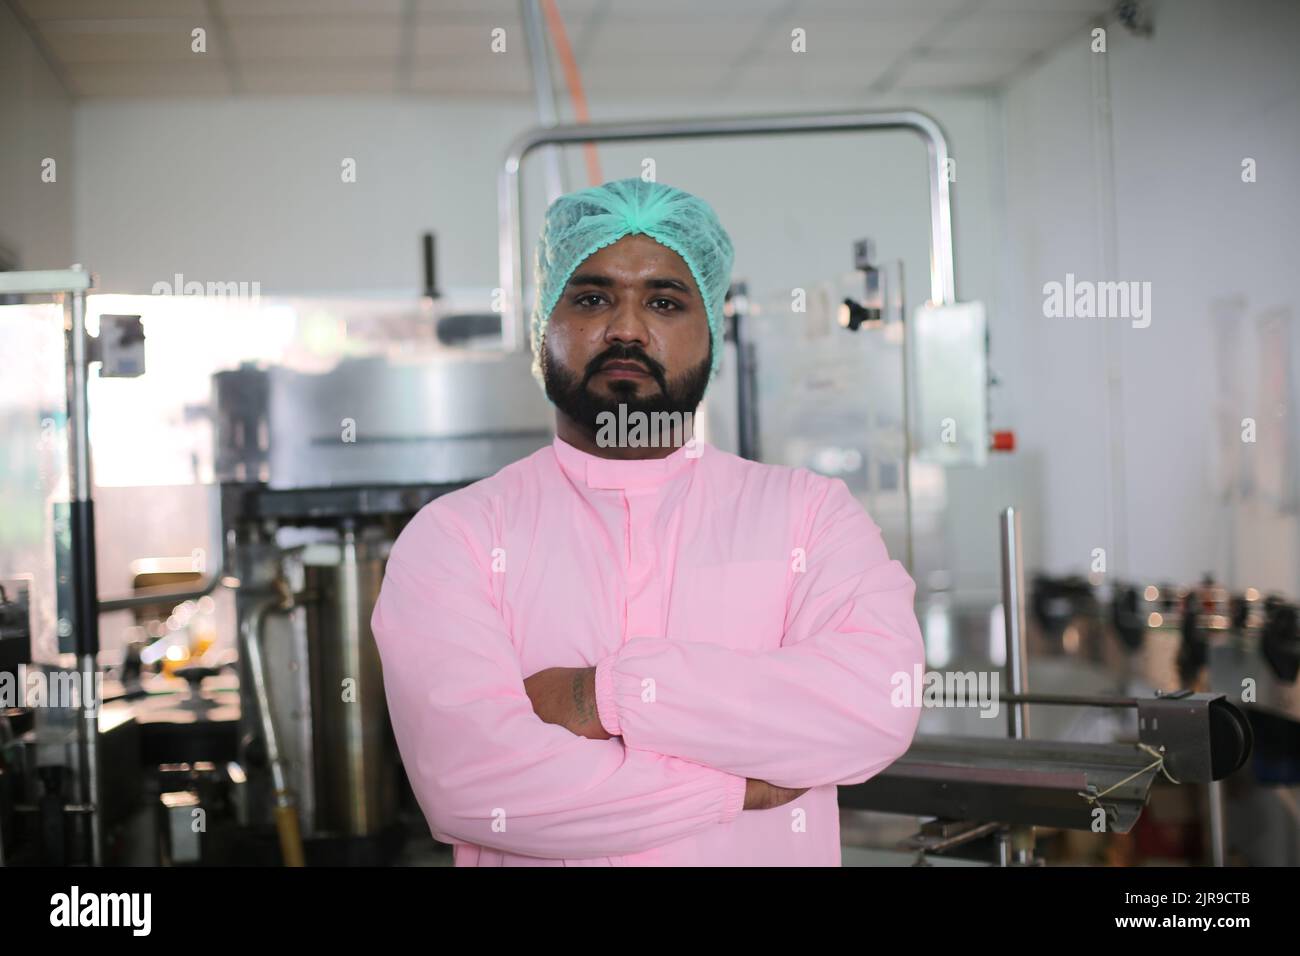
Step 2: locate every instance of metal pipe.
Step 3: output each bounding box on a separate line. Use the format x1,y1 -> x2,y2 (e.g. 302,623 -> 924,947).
927,691 -> 1136,709
3,267 -> 102,866
98,575 -> 224,613
242,595 -> 290,802
498,108 -> 957,352
1089,35 -> 1130,584
731,291 -> 760,461
0,715 -> 7,866
68,282 -> 91,505
519,0 -> 567,203
896,259 -> 915,575
1208,779 -> 1227,866
1002,692 -> 1136,708
78,652 -> 100,866
338,528 -> 366,827
909,821 -> 1001,855
0,268 -> 92,295
98,485 -> 228,612
65,279 -> 102,866
239,581 -> 306,867
1000,507 -> 1030,740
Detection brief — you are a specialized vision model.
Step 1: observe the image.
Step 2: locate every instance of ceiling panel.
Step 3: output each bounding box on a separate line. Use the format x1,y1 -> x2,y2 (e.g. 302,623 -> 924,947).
749,15 -> 942,56
578,17 -> 770,59
930,11 -> 1095,52
408,62 -> 533,95
565,55 -> 737,95
217,0 -> 405,15
414,0 -> 529,20
559,0 -> 793,19
17,0 -> 209,19
40,18 -> 217,64
411,20 -> 533,59
239,62 -> 399,94
981,0 -> 1108,11
893,52 -> 1031,89
788,0 -> 969,13
13,0 -> 1123,98
65,61 -> 230,97
226,17 -> 404,60
729,55 -> 895,95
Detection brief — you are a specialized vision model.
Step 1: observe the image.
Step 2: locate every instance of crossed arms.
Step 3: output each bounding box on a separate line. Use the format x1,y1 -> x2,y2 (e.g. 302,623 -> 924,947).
522,666 -> 812,814
369,477 -> 924,860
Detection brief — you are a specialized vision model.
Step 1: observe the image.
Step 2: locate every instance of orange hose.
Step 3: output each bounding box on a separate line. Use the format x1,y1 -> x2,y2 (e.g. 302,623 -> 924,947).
540,0 -> 602,186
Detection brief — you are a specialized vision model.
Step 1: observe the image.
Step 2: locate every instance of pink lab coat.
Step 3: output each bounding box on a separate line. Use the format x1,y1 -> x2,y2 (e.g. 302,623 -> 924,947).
370,435 -> 925,866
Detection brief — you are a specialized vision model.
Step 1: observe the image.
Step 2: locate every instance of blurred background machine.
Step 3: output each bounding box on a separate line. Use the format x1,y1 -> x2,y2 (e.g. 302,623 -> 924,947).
210,345 -> 551,863
0,270 -> 553,866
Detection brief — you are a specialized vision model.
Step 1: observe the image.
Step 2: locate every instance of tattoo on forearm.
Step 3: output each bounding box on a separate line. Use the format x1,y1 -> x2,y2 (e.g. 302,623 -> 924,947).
572,670 -> 596,724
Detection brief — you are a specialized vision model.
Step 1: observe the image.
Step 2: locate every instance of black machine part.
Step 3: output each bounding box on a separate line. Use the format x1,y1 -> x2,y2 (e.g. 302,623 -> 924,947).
1135,691 -> 1253,783
1001,691 -> 1252,785
1261,599 -> 1300,682
844,692 -> 1253,835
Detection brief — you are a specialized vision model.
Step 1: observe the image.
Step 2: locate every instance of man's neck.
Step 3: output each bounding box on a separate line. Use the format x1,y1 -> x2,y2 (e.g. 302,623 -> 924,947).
554,413 -> 693,460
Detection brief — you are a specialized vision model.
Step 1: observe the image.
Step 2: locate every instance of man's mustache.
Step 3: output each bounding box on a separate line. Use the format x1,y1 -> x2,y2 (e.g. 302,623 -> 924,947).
583,347 -> 666,388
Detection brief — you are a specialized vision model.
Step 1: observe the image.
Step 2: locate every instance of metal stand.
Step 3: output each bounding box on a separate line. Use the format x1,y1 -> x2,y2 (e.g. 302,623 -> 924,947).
497,108 -> 958,353
0,266 -> 101,865
1000,506 -> 1036,865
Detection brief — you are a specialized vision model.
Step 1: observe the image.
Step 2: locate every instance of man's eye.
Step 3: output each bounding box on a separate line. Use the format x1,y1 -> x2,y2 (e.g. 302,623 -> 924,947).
574,293 -> 604,307
650,298 -> 680,311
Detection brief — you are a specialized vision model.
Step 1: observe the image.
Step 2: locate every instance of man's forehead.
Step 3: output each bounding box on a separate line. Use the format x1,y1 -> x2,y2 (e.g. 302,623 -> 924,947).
565,239 -> 697,294
586,235 -> 689,268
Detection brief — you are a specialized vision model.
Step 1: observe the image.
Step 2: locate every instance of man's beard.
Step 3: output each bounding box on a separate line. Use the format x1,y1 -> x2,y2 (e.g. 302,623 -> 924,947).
541,338 -> 711,444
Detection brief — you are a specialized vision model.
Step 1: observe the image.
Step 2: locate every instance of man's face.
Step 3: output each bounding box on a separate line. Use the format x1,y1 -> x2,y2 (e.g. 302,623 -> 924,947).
541,233 -> 712,439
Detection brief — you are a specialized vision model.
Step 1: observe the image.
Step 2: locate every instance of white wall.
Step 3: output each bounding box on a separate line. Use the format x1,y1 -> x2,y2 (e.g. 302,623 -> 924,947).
0,5 -> 74,270
72,89 -> 1002,324
998,0 -> 1300,595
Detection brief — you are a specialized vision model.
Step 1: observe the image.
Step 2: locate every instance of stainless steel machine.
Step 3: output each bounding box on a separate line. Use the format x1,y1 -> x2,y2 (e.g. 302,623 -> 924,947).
840,510 -> 1257,866
0,275 -> 556,866
211,347 -> 552,862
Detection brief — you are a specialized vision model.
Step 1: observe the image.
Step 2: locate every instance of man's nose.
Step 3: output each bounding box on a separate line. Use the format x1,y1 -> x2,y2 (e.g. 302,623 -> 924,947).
603,297 -> 650,345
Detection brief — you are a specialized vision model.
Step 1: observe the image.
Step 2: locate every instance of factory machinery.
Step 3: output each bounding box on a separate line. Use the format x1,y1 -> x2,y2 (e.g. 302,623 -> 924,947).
839,543 -> 1269,866
0,109 -> 1273,867
0,266 -> 554,865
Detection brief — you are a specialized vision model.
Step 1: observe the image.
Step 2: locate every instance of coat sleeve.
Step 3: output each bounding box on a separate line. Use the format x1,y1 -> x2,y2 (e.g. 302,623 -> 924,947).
593,476 -> 926,790
370,502 -> 748,861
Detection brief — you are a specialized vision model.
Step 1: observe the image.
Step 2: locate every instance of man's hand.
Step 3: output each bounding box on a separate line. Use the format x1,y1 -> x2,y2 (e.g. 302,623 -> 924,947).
744,779 -> 809,811
523,666 -> 613,740
525,670 -> 807,808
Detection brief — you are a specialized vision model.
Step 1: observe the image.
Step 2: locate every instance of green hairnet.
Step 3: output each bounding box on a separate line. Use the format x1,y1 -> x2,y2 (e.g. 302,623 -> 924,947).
529,177 -> 735,393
